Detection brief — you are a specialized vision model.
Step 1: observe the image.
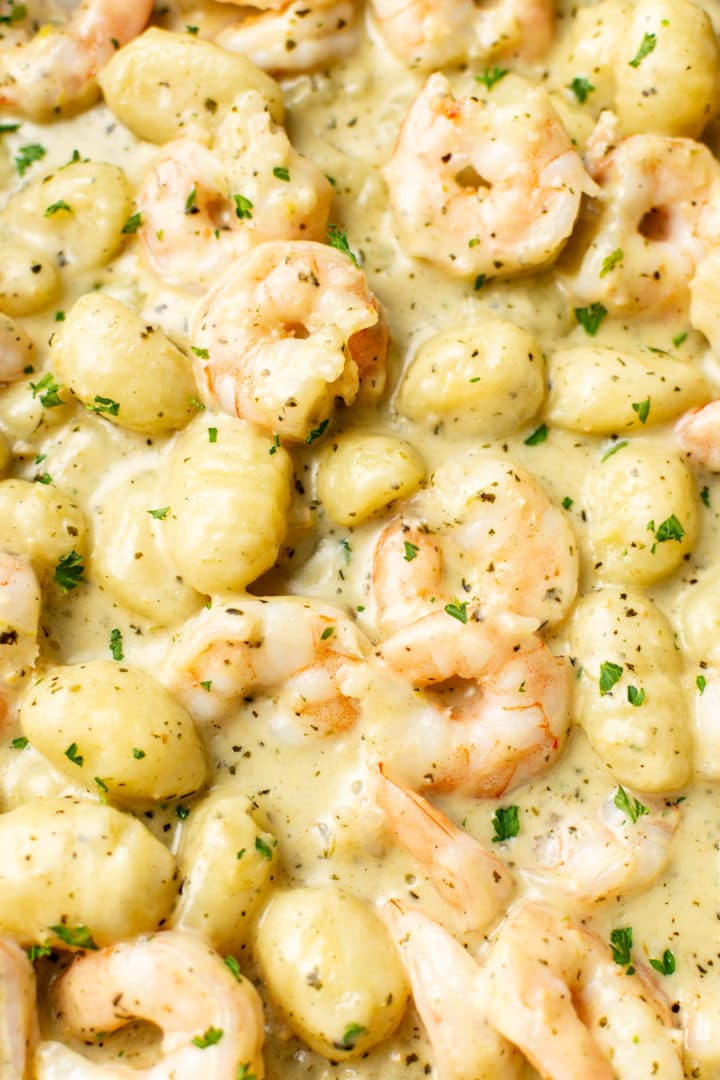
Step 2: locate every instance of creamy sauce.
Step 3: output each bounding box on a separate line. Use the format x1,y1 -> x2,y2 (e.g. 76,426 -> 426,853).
2,1 -> 720,1077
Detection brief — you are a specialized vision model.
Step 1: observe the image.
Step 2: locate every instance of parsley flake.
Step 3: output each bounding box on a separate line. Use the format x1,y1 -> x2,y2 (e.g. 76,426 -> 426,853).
473,273 -> 486,291
26,942 -> 52,962
627,685 -> 645,707
109,628 -> 124,661
44,200 -> 72,217
255,835 -> 277,860
600,248 -> 624,277
208,427 -> 218,443
15,143 -> 45,176
569,76 -> 595,103
524,423 -> 548,446
491,805 -> 520,842
54,550 -> 85,593
562,496 -> 574,510
476,66 -> 508,89
200,680 -> 212,691
224,955 -> 241,981
614,785 -> 649,823
49,924 -> 98,951
133,747 -> 146,760
176,804 -> 190,821
648,514 -> 685,551
306,418 -> 329,445
320,625 -> 335,641
444,601 -> 468,624
601,440 -> 628,463
121,211 -> 143,234
147,507 -> 169,520
599,660 -> 623,695
403,541 -> 419,561
269,434 -> 280,456
574,302 -> 608,336
88,395 -> 120,417
339,1023 -> 367,1050
64,742 -> 83,767
273,166 -> 290,181
192,1027 -> 224,1049
673,331 -> 688,348
233,193 -> 253,220
191,346 -> 209,359
30,372 -> 63,408
650,950 -> 676,976
697,674 -> 707,694
11,736 -> 28,750
236,1065 -> 257,1080
184,187 -> 198,214
610,927 -> 635,973
327,223 -> 359,267
629,32 -> 657,67
701,486 -> 711,508
632,398 -> 651,424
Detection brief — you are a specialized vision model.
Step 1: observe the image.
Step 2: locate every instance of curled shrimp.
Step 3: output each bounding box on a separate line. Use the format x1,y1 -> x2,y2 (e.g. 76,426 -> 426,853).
162,595 -> 370,733
215,2 -> 360,74
0,0 -> 153,119
138,90 -> 333,292
528,790 -> 680,903
369,0 -> 555,70
375,610 -> 572,797
372,453 -> 579,632
384,74 -> 597,280
0,936 -> 37,1079
564,118 -> 720,313
381,901 -> 523,1080
0,551 -> 41,681
35,930 -> 265,1080
484,903 -> 684,1080
0,314 -> 34,384
675,399 -> 720,472
374,763 -> 514,932
192,239 -> 388,442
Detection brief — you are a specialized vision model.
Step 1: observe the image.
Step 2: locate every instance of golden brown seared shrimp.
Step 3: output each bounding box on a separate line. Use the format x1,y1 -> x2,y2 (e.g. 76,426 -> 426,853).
192,239 -> 388,441
35,931 -> 265,1080
0,0 -> 153,119
384,74 -> 597,280
376,610 -> 572,797
215,1 -> 360,74
369,0 -> 555,69
137,90 -> 333,292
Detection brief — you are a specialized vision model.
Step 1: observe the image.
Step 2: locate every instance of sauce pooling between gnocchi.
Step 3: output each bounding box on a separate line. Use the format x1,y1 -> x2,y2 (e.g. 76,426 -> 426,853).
3,0 -> 720,1077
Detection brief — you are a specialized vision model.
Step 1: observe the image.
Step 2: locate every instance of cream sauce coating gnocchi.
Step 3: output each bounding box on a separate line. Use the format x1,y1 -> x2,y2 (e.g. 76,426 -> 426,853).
2,2 -> 720,1079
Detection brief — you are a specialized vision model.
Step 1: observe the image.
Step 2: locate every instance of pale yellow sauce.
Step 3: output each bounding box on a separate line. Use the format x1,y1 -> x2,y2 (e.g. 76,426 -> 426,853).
2,1 -> 720,1077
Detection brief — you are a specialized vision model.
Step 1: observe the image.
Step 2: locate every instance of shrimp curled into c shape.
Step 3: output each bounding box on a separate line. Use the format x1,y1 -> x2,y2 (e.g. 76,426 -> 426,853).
214,1 -> 360,74
384,74 -> 597,280
34,930 -> 265,1080
0,935 -> 37,1078
0,0 -> 153,119
375,609 -> 572,797
192,239 -> 388,442
369,0 -> 555,70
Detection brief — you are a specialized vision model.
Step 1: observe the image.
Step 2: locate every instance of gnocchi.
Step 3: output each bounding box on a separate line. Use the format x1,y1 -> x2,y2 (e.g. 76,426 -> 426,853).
317,431 -> 425,525
0,479 -> 87,579
0,243 -> 60,316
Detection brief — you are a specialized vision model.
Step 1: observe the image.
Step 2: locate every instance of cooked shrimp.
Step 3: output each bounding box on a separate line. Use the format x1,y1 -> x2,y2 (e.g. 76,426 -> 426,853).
370,0 -> 555,69
528,790 -> 680,903
192,239 -> 388,441
564,121 -> 720,313
485,903 -> 684,1080
374,763 -> 515,932
376,610 -> 572,797
381,901 -> 523,1080
0,936 -> 37,1080
35,930 -> 265,1080
675,400 -> 720,472
373,454 -> 579,632
0,314 -> 34,384
384,74 -> 597,280
0,551 -> 41,680
138,90 -> 333,292
215,2 -> 359,74
162,595 -> 370,732
0,0 -> 153,119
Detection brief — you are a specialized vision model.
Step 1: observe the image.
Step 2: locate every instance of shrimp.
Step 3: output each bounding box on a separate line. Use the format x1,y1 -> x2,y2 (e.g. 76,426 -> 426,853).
138,90 -> 333,292
192,240 -> 388,442
563,120 -> 720,313
0,314 -> 34,384
374,763 -> 515,932
381,901 -> 523,1080
528,790 -> 680,903
369,0 -> 555,70
161,595 -> 370,732
376,609 -> 572,797
215,2 -> 359,74
383,74 -> 597,280
372,454 -> 579,632
675,399 -> 720,472
0,0 -> 153,119
0,551 -> 41,681
484,903 -> 684,1080
35,930 -> 265,1080
0,936 -> 37,1080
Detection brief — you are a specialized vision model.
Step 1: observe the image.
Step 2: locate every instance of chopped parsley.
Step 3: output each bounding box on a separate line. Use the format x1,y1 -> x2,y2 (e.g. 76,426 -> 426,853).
121,211 -> 143,234
569,76 -> 595,103
44,200 -> 72,217
475,66 -> 508,90
64,742 -> 83,767
339,1023 -> 367,1050
599,660 -> 623,695
647,514 -> 685,553
208,427 -> 218,443
0,121 -> 20,134
184,187 -> 198,214
148,507 -> 170,520
473,273 -> 486,291
524,423 -> 548,446
614,785 -> 649,823
444,601 -> 468,624
626,685 -> 645,707
233,194 -> 253,220
403,541 -> 419,561
320,625 -> 335,640
562,496 -> 574,510
30,372 -> 63,408
650,950 -> 676,976
192,1027 -> 224,1049
632,398 -> 651,424
11,736 -> 28,750
340,538 -> 352,563
701,486 -> 711,508
601,440 -> 628,463
306,418 -> 329,444
600,248 -> 623,277
26,942 -> 52,962
109,628 -> 124,661
200,680 -> 212,691
95,776 -> 108,802
672,331 -> 688,348
54,550 -> 85,593
224,955 -> 241,981
697,674 -> 707,694
49,925 -> 97,951
191,346 -> 209,359
610,927 -> 635,973
574,302 -> 607,336
236,1066 -> 257,1080
629,32 -> 657,67
0,3 -> 27,24
255,836 -> 277,860
273,166 -> 290,181
15,143 -> 45,177
88,395 -> 120,417
133,747 -> 146,760
491,805 -> 520,842
327,224 -> 359,267
176,804 -> 190,820
269,434 -> 280,456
